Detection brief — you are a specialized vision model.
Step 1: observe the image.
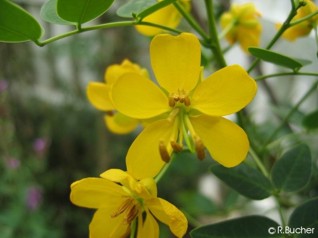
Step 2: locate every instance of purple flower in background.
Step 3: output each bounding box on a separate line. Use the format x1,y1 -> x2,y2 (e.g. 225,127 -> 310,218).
0,80 -> 8,92
26,186 -> 42,211
33,138 -> 47,154
5,157 -> 20,170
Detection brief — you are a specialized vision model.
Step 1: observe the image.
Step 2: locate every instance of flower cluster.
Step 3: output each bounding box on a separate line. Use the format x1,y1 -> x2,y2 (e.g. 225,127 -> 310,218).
69,1 -> 318,237
220,3 -> 262,52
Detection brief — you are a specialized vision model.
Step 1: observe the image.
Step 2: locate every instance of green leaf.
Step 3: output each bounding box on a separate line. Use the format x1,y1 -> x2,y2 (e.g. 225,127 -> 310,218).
177,191 -> 217,216
303,110 -> 318,130
210,163 -> 272,200
57,0 -> 115,24
248,47 -> 309,71
288,197 -> 318,238
40,0 -> 72,25
190,215 -> 281,238
0,0 -> 43,43
117,0 -> 156,18
137,0 -> 177,19
271,144 -> 312,192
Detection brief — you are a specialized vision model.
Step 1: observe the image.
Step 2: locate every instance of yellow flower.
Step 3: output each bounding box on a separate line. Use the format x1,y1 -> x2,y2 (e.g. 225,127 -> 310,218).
111,33 -> 257,179
220,3 -> 262,53
70,169 -> 187,238
135,0 -> 191,36
87,59 -> 148,134
277,0 -> 318,41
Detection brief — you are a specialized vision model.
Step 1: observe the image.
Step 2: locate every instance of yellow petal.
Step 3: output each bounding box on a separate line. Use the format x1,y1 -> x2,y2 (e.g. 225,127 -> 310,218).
220,13 -> 236,44
147,198 -> 188,238
105,59 -> 149,85
90,208 -> 130,238
100,168 -> 139,193
139,178 -> 158,197
126,120 -> 174,179
191,65 -> 257,116
70,178 -> 126,209
104,113 -> 139,134
237,25 -> 262,52
190,115 -> 249,167
137,212 -> 159,238
150,33 -> 201,93
87,82 -> 114,111
135,3 -> 181,36
112,73 -> 170,119
100,169 -> 129,183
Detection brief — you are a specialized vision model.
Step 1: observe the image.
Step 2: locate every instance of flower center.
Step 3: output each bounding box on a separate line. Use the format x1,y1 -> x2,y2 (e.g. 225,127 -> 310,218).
168,89 -> 191,107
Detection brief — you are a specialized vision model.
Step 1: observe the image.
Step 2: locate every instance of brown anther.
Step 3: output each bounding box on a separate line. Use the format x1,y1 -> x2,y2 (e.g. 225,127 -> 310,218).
169,97 -> 176,107
106,111 -> 114,116
194,137 -> 205,161
184,96 -> 191,106
159,141 -> 170,163
111,198 -> 133,218
170,141 -> 183,152
125,204 -> 139,224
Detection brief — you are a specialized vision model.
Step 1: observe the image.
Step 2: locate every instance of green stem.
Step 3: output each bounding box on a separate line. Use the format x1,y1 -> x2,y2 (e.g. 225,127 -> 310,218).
274,195 -> 287,227
218,19 -> 237,40
263,80 -> 318,148
289,10 -> 318,27
34,20 -> 182,46
204,0 -> 227,68
249,147 -> 269,177
130,219 -> 137,238
34,21 -> 135,46
255,72 -> 318,81
173,1 -> 209,41
154,159 -> 172,183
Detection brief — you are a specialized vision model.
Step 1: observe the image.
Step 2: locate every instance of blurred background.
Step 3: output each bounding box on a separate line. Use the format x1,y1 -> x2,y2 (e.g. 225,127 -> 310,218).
1,0 -> 318,237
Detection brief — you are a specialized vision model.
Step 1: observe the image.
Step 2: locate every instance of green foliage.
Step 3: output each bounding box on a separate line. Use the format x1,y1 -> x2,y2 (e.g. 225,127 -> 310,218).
288,197 -> 318,237
57,0 -> 115,24
303,110 -> 318,130
117,0 -> 176,19
40,0 -> 73,25
190,216 -> 281,238
177,191 -> 217,216
271,144 -> 312,192
0,0 -> 43,43
210,163 -> 273,200
117,0 -> 157,18
248,47 -> 310,72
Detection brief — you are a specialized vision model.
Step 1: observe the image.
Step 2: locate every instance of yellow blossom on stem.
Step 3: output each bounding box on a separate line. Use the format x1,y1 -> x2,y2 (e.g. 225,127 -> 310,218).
220,3 -> 262,53
277,0 -> 318,41
135,0 -> 191,36
111,33 -> 257,179
70,169 -> 187,238
87,59 -> 148,134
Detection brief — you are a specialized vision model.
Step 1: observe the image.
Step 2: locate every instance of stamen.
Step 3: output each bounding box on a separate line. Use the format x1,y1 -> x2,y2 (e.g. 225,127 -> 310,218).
125,205 -> 139,224
168,90 -> 191,107
170,141 -> 183,152
184,96 -> 191,106
194,136 -> 205,160
159,141 -> 170,163
111,198 -> 133,218
106,111 -> 114,116
169,97 -> 176,107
